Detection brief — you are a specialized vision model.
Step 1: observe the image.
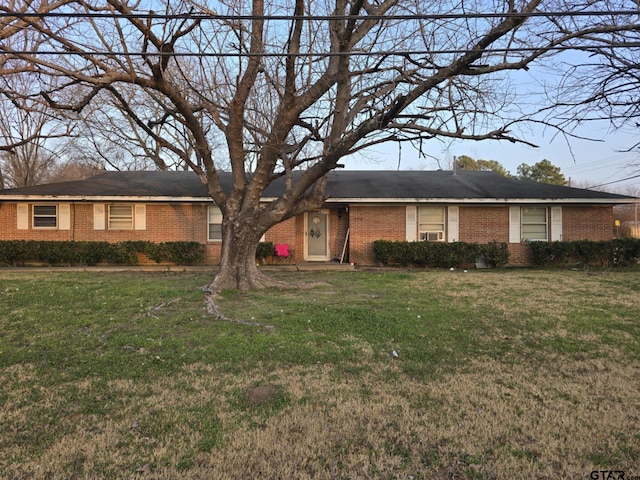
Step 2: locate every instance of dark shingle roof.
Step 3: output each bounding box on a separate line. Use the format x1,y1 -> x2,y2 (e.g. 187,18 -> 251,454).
320,170 -> 629,200
0,170 -> 634,203
0,171 -> 204,198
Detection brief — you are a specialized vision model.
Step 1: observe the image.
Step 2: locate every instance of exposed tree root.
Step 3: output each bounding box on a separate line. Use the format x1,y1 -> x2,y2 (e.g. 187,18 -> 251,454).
206,271 -> 290,293
204,292 -> 275,330
147,297 -> 182,318
201,270 -> 329,329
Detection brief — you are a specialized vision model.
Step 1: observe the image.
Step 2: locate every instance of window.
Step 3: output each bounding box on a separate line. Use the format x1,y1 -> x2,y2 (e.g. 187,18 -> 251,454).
522,207 -> 548,241
418,206 -> 445,241
109,205 -> 134,230
33,205 -> 57,228
208,206 -> 223,241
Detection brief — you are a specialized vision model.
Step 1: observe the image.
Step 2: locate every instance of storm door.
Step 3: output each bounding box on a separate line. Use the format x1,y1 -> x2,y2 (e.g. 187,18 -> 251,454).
305,210 -> 329,261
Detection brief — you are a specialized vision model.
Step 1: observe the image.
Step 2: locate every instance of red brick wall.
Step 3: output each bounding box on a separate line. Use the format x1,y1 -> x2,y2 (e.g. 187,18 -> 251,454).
457,205 -> 615,265
331,209 -> 350,262
0,201 -> 616,266
458,206 -> 509,243
343,204 -> 615,266
0,204 -> 13,239
265,216 -> 298,262
1,203 -> 210,241
561,206 -> 613,241
457,205 -> 534,265
1,203 -> 76,241
348,205 -> 406,265
0,202 -> 222,264
508,243 -> 535,266
264,208 -> 349,263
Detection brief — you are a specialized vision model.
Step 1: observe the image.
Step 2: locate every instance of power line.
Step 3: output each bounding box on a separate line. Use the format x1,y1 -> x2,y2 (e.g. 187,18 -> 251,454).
4,43 -> 640,58
1,10 -> 640,21
590,172 -> 640,188
563,152 -> 634,174
3,9 -> 638,58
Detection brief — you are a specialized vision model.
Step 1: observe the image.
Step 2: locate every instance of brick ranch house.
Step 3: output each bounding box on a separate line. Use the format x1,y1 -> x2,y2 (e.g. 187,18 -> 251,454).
0,170 -> 635,266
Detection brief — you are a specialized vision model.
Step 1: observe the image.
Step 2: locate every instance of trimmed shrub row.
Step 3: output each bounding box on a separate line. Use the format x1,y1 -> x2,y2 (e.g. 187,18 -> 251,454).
530,238 -> 640,267
373,240 -> 509,268
0,240 -> 206,266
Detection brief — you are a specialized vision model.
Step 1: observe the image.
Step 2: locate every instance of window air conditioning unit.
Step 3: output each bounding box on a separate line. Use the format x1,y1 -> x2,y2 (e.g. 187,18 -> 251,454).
421,231 -> 445,242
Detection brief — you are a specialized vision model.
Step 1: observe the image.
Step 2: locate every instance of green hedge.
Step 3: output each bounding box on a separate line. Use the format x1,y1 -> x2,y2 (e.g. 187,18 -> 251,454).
256,242 -> 275,261
530,238 -> 640,267
0,240 -> 206,266
373,240 -> 509,268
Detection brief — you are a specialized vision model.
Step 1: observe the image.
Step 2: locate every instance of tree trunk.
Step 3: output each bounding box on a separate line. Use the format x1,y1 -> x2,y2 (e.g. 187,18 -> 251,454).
205,217 -> 285,293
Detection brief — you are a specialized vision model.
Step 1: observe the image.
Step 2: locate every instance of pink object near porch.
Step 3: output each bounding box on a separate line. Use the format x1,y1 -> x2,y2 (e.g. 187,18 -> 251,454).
274,243 -> 291,263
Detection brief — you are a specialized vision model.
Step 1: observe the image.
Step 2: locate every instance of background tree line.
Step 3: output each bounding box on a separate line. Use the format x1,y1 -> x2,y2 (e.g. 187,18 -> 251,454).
453,155 -> 567,185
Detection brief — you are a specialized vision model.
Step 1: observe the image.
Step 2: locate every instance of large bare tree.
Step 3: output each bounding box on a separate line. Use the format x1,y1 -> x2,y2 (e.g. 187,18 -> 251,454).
0,77 -> 74,188
1,0 -> 639,291
0,0 -> 76,188
545,30 -> 640,153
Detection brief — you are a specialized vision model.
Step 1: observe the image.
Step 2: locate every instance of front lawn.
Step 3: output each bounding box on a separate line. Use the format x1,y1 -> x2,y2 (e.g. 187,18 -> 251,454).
1,268 -> 639,478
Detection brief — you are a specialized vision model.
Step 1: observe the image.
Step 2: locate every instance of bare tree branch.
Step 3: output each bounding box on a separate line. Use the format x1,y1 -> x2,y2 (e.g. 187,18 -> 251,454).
2,0 -> 639,289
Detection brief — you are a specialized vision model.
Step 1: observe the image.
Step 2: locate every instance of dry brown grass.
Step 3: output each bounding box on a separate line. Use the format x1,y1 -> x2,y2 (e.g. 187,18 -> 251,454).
3,356 -> 639,479
1,269 -> 639,479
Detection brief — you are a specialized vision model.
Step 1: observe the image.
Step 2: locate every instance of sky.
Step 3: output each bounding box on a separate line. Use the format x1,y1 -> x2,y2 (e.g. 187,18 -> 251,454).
345,122 -> 640,194
342,50 -> 640,195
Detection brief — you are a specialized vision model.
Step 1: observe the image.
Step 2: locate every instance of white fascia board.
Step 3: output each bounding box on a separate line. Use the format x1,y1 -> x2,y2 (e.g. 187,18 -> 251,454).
0,195 -> 211,202
2,195 -> 635,205
322,197 -> 638,205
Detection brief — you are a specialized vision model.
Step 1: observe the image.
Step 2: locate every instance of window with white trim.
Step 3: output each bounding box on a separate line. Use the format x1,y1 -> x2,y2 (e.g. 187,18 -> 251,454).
418,206 -> 445,242
208,206 -> 223,241
33,205 -> 58,228
521,207 -> 548,241
108,205 -> 134,230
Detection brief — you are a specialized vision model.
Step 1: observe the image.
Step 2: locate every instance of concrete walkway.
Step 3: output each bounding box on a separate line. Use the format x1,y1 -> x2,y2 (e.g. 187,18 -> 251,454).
0,262 -> 356,273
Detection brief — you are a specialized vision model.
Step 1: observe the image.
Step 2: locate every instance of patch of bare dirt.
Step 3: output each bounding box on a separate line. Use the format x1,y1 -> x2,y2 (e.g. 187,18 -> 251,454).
244,384 -> 281,407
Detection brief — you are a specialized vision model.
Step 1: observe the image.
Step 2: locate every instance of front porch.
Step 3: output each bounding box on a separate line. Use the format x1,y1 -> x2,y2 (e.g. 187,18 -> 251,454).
261,261 -> 356,272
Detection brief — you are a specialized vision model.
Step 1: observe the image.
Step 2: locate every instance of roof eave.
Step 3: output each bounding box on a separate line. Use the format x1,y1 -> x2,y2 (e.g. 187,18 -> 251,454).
1,195 -> 635,205
0,195 -> 212,202
323,197 -> 637,204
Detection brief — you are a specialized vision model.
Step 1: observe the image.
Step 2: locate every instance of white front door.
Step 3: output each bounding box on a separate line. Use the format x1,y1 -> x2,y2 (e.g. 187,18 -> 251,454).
305,210 -> 330,261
